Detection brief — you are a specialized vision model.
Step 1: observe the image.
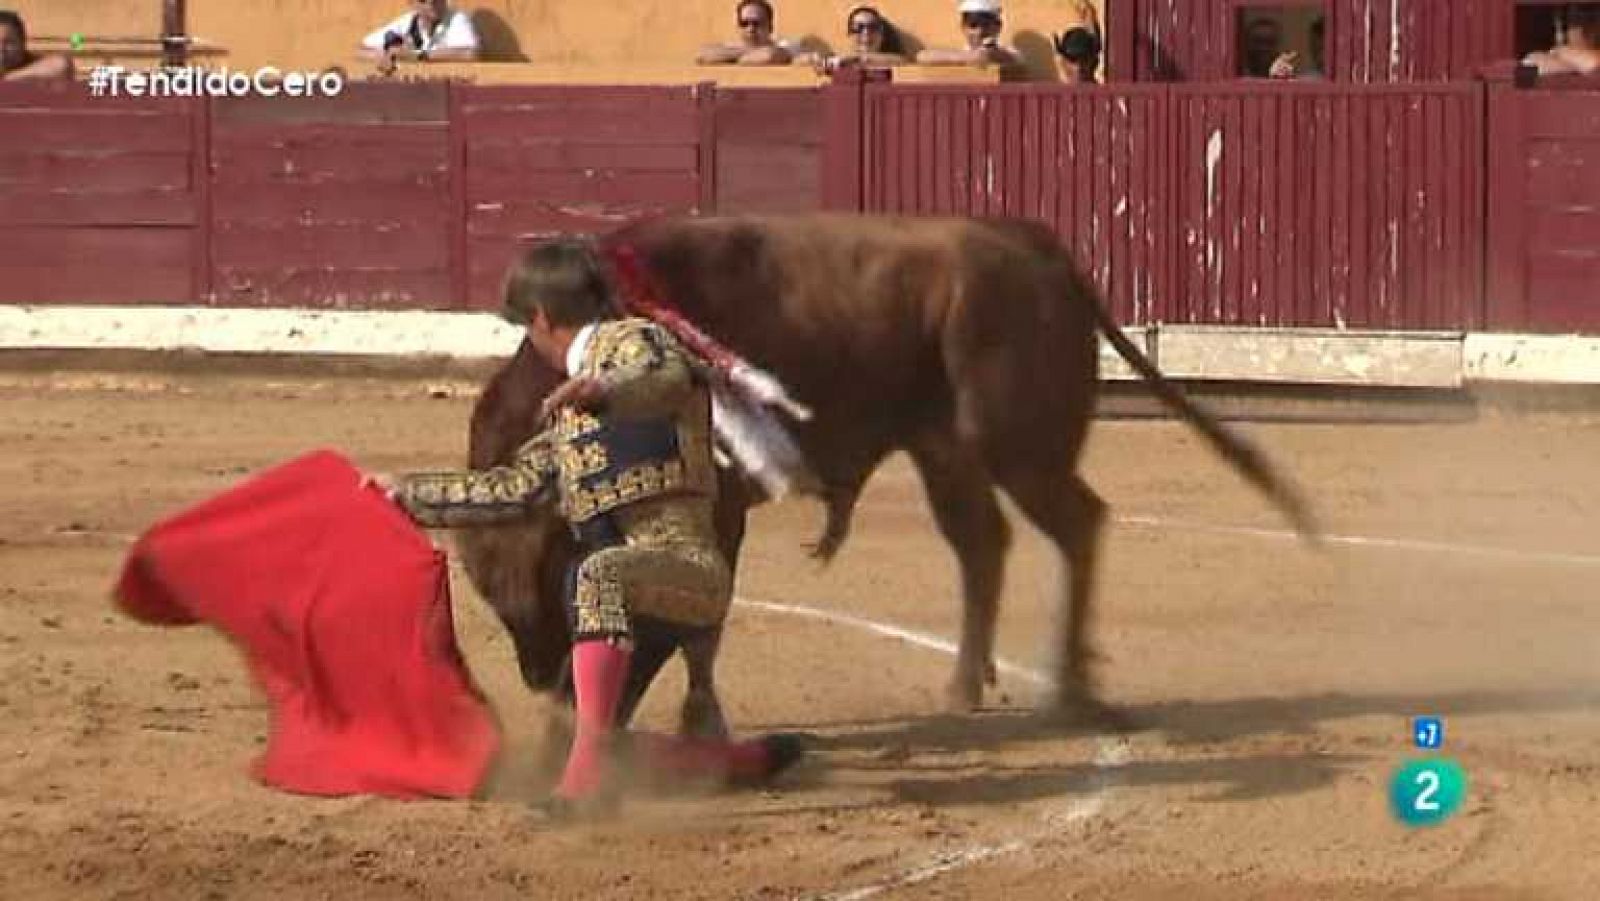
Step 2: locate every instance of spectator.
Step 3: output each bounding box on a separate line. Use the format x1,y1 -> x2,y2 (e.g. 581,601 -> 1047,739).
0,10 -> 74,81
1053,25 -> 1101,83
361,0 -> 480,71
916,0 -> 1020,68
1524,6 -> 1600,75
1269,16 -> 1326,80
820,5 -> 908,69
1240,17 -> 1288,78
696,0 -> 795,66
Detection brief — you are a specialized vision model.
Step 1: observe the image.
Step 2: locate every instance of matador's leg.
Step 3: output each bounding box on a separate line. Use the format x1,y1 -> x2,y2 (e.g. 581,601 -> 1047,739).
549,546 -> 802,813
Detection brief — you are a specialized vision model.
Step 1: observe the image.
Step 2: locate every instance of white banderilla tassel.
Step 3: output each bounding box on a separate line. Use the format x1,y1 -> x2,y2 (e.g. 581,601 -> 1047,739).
729,362 -> 813,422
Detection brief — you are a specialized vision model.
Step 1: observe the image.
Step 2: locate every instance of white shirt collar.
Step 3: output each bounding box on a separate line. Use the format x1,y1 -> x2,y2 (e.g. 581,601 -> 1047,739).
566,322 -> 598,377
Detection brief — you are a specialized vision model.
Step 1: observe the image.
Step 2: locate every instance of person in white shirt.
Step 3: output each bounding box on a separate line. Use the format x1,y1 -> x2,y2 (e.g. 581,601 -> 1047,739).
361,0 -> 480,67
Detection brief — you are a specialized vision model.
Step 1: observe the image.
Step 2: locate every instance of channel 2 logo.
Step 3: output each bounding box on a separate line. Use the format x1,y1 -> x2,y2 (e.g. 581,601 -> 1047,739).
1390,716 -> 1467,827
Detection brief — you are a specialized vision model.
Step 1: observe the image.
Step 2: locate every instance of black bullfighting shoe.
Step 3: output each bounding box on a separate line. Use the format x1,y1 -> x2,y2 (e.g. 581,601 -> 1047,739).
727,732 -> 810,789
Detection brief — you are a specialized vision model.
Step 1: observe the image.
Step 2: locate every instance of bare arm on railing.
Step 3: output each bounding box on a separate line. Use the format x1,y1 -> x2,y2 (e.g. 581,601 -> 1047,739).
0,52 -> 73,81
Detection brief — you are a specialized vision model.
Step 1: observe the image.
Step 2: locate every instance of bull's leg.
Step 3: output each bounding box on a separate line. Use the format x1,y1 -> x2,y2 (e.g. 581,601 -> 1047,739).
810,482 -> 865,563
994,469 -> 1107,710
679,627 -> 730,739
672,477 -> 747,739
458,525 -> 575,694
909,434 -> 1011,712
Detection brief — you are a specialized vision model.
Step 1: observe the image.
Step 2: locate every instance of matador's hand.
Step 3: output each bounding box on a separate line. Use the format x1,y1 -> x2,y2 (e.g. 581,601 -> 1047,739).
361,471 -> 399,500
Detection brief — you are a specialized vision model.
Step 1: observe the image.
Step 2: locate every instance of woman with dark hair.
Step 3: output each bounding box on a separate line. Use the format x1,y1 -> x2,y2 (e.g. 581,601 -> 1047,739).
1053,24 -> 1101,83
843,6 -> 906,60
812,4 -> 907,71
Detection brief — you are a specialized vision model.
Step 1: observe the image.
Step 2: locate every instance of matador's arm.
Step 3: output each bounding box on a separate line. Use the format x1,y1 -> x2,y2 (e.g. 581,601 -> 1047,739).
391,431 -> 558,528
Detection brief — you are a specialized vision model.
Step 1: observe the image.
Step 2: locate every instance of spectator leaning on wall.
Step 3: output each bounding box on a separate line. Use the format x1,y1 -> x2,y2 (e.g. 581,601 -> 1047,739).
1240,17 -> 1287,78
916,0 -> 1020,69
810,5 -> 908,72
1053,25 -> 1101,83
1524,6 -> 1600,75
0,9 -> 74,81
696,0 -> 796,66
361,0 -> 480,72
1269,16 -> 1326,80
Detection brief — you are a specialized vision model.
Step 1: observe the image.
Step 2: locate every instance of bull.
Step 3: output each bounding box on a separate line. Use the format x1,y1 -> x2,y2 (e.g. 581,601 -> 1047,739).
453,213 -> 1319,736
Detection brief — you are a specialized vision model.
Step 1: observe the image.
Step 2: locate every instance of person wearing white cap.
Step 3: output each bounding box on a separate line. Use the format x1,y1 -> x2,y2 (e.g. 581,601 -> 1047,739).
916,0 -> 1020,67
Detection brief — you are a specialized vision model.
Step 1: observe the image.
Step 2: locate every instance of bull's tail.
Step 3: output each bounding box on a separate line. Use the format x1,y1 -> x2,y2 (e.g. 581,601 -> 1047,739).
1092,302 -> 1322,544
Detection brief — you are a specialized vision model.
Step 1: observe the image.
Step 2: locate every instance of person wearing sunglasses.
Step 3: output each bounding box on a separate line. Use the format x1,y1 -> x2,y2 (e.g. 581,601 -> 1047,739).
807,4 -> 908,72
916,0 -> 1019,68
697,0 -> 795,66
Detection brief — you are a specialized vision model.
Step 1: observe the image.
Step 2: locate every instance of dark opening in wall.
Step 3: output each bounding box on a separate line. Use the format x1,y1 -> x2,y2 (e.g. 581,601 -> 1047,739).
1516,1 -> 1600,61
1234,3 -> 1328,80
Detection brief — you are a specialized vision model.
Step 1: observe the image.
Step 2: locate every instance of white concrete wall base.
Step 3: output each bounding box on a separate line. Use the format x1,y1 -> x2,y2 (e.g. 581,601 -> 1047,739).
1152,326 -> 1464,388
1461,333 -> 1600,385
0,305 -> 524,359
3,305 -> 1600,387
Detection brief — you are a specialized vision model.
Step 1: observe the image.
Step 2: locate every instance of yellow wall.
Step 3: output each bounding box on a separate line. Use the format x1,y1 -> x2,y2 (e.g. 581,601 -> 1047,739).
11,0 -> 160,40
14,0 -> 1102,82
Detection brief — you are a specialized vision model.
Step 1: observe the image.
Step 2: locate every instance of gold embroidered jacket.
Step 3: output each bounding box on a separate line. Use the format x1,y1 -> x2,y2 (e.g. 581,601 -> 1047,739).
395,318 -> 718,530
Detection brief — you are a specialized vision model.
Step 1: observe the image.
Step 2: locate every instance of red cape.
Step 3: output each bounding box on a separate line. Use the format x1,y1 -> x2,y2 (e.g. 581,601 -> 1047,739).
113,450 -> 501,799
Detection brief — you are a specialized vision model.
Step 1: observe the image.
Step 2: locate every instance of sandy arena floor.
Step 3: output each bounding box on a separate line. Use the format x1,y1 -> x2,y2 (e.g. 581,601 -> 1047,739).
1,361 -> 1598,900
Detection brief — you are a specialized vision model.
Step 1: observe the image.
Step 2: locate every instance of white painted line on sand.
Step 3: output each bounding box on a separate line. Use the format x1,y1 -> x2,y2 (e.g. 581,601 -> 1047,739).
731,596 -> 1131,901
822,841 -> 1028,901
733,597 -> 1048,687
1117,514 -> 1600,567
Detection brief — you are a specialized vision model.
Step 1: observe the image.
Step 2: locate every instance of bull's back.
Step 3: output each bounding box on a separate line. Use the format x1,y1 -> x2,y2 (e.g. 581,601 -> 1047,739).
614,214 -> 1076,417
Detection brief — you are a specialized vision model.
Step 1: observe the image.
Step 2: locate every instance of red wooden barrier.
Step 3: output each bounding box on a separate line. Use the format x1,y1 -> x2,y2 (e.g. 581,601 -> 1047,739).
1166,82 -> 1484,329
861,81 -> 1485,329
455,85 -> 709,310
207,83 -> 454,310
1116,0 -> 1514,84
1487,76 -> 1600,333
862,84 -> 1174,325
713,88 -> 825,214
0,75 -> 1591,336
0,82 -> 201,304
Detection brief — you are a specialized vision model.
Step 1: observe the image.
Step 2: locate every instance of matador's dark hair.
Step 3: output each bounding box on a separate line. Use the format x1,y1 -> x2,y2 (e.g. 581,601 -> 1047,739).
501,239 -> 614,328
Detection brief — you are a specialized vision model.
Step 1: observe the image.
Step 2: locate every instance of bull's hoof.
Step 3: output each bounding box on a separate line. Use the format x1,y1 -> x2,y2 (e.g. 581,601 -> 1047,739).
679,691 -> 730,741
944,678 -> 984,713
1046,679 -> 1130,732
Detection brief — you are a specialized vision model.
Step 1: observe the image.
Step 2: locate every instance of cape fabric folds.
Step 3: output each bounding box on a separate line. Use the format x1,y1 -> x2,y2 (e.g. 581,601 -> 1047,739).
601,241 -> 820,501
113,450 -> 500,800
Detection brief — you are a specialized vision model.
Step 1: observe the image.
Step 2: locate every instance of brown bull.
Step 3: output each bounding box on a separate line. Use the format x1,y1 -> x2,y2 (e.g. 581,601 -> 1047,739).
454,213 -> 1319,734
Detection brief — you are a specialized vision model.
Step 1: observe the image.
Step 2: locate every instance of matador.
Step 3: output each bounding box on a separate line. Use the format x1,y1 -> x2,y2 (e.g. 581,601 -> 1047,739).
385,240 -> 804,816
